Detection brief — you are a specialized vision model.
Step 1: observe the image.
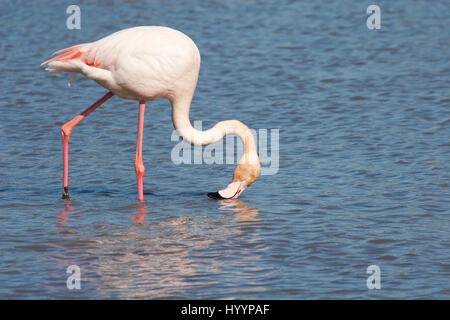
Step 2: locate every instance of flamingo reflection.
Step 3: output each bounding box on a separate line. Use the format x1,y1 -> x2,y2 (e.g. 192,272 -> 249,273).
217,199 -> 259,222
55,199 -> 74,229
130,202 -> 149,225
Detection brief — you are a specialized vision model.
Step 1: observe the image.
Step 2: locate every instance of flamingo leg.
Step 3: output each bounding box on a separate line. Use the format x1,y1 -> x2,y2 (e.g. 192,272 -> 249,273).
135,101 -> 146,202
60,91 -> 114,199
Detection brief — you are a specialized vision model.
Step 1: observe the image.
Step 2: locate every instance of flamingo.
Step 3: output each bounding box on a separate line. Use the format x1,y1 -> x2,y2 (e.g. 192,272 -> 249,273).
41,26 -> 260,202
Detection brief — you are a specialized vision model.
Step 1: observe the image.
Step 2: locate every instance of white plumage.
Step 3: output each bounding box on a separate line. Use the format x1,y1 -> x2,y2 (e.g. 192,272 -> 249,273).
42,26 -> 260,201
45,26 -> 200,101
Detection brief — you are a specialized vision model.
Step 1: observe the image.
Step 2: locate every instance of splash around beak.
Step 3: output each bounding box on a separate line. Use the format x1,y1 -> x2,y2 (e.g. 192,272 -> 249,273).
207,181 -> 245,200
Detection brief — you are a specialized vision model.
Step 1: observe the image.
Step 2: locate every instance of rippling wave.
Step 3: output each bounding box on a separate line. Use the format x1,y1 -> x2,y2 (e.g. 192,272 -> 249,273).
0,0 -> 448,299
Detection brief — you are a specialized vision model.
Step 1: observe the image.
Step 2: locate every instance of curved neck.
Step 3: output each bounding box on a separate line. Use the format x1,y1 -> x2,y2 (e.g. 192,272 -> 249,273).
170,96 -> 258,165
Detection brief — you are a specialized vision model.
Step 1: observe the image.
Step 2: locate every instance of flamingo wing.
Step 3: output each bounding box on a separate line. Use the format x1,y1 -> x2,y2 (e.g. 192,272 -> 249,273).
41,26 -> 201,101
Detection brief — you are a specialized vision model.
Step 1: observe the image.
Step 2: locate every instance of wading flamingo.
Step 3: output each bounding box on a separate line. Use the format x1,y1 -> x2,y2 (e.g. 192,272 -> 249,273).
42,26 -> 260,202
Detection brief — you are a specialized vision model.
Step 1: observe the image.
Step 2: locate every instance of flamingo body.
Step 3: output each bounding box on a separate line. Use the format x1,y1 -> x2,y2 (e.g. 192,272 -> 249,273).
45,26 -> 200,102
42,26 -> 260,201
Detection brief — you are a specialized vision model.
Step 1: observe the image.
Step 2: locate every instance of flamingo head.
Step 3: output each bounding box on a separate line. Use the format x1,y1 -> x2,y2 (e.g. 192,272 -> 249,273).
207,162 -> 261,200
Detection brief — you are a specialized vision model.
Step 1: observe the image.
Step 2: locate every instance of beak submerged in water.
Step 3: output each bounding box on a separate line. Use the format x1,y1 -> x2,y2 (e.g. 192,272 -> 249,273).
207,192 -> 226,200
207,181 -> 245,200
208,162 -> 260,200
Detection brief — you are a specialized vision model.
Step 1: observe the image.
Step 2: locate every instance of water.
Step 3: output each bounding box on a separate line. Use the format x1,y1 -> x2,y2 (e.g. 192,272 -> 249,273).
0,0 -> 449,299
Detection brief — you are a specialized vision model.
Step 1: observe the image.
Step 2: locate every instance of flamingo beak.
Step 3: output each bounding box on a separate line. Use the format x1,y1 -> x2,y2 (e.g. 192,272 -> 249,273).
207,192 -> 226,200
207,181 -> 245,200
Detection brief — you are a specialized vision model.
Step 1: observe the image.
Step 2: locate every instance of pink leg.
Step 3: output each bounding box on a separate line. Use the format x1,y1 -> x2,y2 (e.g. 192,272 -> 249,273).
60,91 -> 114,199
135,101 -> 146,202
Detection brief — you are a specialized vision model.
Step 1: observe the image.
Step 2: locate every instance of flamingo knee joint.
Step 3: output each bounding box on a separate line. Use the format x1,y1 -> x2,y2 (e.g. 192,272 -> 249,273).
134,161 -> 145,177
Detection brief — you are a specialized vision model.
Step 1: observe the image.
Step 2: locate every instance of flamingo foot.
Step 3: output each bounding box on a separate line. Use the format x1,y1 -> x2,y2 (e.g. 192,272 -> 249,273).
62,186 -> 70,200
207,181 -> 244,200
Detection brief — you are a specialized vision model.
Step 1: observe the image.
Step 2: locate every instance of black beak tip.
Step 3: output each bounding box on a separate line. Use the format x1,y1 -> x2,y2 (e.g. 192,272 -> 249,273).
207,191 -> 225,200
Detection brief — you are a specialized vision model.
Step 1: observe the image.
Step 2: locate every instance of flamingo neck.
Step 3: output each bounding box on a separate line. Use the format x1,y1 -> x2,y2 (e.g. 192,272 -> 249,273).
170,96 -> 259,167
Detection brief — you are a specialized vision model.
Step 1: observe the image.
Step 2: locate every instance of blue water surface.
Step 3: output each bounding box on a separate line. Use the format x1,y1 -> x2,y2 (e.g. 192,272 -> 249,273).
0,0 -> 449,299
